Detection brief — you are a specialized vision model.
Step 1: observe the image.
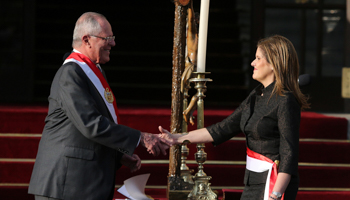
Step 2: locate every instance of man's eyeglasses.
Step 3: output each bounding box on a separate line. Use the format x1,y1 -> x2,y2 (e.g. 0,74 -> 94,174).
90,35 -> 115,42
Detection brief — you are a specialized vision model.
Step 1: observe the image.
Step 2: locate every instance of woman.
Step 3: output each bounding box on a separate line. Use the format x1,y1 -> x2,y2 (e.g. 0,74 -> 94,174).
159,35 -> 309,200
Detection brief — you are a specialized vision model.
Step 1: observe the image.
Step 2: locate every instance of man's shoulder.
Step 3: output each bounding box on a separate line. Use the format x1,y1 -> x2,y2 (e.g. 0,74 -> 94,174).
52,61 -> 86,83
62,61 -> 81,69
58,61 -> 84,75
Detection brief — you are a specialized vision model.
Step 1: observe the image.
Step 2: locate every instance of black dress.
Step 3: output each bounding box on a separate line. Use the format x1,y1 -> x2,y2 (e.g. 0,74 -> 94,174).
207,82 -> 300,200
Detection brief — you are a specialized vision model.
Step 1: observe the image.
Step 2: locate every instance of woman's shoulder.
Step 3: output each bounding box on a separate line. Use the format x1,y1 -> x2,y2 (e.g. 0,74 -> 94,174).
281,91 -> 297,100
278,91 -> 300,109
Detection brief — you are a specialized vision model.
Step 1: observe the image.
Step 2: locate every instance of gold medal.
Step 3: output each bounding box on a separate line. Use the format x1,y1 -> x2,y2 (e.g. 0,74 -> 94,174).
104,88 -> 114,103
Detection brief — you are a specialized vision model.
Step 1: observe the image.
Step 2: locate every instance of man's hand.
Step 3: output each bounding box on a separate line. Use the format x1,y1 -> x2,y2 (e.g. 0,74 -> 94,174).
140,132 -> 171,156
121,154 -> 141,173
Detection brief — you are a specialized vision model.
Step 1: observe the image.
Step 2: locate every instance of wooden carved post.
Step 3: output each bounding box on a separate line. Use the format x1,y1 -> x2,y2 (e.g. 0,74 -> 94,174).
168,0 -> 192,199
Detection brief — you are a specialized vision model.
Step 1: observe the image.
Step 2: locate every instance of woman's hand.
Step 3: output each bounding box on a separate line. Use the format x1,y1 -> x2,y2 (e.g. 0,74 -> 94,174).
158,126 -> 183,145
158,126 -> 213,145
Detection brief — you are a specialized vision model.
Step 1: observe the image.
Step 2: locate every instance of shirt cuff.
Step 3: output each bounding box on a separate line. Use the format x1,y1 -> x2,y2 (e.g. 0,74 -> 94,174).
137,135 -> 141,147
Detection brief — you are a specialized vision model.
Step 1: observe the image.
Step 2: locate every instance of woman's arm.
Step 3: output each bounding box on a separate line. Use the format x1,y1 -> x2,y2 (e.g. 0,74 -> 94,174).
159,91 -> 253,146
270,94 -> 301,199
158,126 -> 213,145
270,172 -> 291,199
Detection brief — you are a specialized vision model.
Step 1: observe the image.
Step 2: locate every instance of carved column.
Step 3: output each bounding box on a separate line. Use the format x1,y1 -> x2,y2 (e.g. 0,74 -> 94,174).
168,0 -> 193,199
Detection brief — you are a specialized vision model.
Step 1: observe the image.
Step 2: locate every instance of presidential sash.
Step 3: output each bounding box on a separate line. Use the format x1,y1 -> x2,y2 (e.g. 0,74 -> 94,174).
63,51 -> 120,124
246,147 -> 284,200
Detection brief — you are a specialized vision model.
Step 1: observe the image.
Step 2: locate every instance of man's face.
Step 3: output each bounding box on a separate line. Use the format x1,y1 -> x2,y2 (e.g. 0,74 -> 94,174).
89,18 -> 115,64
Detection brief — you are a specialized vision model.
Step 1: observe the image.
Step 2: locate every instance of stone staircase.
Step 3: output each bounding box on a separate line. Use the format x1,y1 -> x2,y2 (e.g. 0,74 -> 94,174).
1,105 -> 350,199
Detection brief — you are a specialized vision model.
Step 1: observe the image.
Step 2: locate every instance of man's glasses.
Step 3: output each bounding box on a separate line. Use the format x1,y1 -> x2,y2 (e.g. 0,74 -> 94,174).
90,35 -> 115,42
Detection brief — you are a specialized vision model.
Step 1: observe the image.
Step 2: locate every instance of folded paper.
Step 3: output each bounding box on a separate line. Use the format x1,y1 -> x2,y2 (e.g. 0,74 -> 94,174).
117,173 -> 152,200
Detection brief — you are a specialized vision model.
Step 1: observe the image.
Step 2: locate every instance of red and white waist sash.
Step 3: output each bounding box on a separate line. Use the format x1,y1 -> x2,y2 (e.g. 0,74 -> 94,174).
63,50 -> 119,124
246,147 -> 283,200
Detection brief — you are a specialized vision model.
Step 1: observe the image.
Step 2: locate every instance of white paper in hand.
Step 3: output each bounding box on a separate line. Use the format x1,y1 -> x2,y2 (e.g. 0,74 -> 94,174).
117,173 -> 151,200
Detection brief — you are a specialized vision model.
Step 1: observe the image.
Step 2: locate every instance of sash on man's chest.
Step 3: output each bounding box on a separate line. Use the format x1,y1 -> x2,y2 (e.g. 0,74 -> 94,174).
63,51 -> 120,124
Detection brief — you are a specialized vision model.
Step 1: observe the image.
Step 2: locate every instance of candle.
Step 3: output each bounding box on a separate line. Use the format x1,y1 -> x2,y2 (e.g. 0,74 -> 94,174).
197,0 -> 210,72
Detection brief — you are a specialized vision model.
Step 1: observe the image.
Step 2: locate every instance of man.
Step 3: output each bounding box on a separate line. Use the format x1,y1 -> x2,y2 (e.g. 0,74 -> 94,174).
28,12 -> 170,200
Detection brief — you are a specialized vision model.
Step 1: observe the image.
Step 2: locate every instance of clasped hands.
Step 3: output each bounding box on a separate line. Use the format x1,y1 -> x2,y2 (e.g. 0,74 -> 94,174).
123,127 -> 182,173
140,130 -> 172,156
140,126 -> 184,156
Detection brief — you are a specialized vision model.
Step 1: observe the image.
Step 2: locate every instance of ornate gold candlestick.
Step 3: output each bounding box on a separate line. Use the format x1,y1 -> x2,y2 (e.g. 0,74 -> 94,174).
187,72 -> 217,200
181,84 -> 194,184
180,141 -> 194,184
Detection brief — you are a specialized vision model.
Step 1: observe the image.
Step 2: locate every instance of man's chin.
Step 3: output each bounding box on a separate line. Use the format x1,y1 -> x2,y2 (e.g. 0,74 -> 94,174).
98,58 -> 110,64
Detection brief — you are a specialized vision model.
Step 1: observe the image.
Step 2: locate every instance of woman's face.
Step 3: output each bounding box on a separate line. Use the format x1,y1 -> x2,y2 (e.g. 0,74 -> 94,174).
251,47 -> 275,87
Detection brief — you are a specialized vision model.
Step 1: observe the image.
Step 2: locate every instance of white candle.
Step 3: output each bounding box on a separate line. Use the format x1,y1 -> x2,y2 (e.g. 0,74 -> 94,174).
197,0 -> 210,72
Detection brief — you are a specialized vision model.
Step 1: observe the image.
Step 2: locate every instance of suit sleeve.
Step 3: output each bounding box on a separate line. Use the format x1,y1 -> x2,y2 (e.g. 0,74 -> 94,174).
57,63 -> 140,156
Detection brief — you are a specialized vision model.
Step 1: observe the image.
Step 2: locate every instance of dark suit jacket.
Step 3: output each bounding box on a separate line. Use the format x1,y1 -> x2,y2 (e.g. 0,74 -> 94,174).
28,61 -> 141,200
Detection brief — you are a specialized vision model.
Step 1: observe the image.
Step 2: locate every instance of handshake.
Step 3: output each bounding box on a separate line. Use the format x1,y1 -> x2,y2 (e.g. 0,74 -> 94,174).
122,126 -> 183,173
140,126 -> 179,156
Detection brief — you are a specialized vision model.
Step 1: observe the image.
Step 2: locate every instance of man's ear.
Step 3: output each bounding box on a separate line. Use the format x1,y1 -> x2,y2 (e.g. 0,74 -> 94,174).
82,35 -> 90,47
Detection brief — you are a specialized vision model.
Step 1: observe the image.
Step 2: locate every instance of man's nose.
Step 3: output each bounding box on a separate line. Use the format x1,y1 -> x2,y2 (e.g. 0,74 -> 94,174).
109,40 -> 116,47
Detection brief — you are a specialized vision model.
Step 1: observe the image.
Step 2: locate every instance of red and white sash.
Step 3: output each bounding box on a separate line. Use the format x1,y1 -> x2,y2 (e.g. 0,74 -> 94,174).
63,50 -> 120,124
246,147 -> 283,200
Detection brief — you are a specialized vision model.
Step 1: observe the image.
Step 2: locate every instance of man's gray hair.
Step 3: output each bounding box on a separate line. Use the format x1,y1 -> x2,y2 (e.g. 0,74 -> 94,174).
72,12 -> 106,48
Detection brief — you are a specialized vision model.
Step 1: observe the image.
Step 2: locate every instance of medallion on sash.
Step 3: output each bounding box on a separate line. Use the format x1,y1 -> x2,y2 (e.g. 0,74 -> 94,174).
104,88 -> 114,103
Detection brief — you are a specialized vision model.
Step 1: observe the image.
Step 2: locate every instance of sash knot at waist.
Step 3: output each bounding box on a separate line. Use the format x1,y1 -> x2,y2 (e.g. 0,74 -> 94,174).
246,147 -> 283,200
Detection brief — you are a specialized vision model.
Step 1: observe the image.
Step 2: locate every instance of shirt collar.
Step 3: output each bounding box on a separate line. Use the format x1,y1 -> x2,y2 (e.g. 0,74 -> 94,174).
73,49 -> 81,54
255,81 -> 275,96
72,49 -> 101,71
